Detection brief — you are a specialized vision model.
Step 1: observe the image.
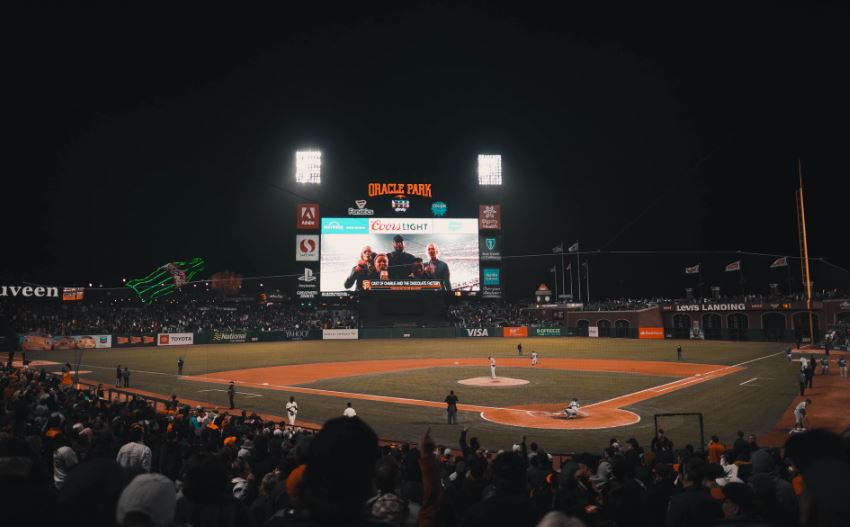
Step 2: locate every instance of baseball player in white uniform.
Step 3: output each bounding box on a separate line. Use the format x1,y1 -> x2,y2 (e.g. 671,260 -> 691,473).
531,351 -> 539,367
564,398 -> 581,419
489,356 -> 497,379
794,399 -> 811,430
286,396 -> 298,429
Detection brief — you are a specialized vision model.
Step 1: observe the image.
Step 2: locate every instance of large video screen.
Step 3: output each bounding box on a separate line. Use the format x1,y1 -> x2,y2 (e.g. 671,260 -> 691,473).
320,218 -> 480,292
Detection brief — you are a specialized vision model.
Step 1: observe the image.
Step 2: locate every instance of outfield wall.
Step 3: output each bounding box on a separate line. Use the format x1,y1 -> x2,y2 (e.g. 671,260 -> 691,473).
16,325 -> 821,350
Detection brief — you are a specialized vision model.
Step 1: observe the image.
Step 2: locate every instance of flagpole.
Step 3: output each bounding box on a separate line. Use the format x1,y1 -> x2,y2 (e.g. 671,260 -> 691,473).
576,242 -> 582,302
585,261 -> 591,303
569,264 -> 573,300
560,241 -> 565,302
553,266 -> 558,301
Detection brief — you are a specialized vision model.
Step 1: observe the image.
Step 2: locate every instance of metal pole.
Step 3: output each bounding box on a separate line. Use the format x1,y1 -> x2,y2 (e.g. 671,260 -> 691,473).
569,265 -> 573,299
560,242 -> 565,301
576,242 -> 582,302
553,267 -> 558,300
585,261 -> 591,303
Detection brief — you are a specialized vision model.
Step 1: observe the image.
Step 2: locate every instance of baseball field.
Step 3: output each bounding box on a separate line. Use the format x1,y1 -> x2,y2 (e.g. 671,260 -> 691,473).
21,337 -> 846,453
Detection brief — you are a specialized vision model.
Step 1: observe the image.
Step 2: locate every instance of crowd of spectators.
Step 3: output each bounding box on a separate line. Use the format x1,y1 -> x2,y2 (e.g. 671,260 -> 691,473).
1,362 -> 848,527
448,301 -> 536,328
2,297 -> 357,336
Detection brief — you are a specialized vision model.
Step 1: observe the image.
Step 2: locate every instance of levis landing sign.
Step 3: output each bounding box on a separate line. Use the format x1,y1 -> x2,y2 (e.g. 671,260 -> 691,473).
1,285 -> 59,298
674,303 -> 746,312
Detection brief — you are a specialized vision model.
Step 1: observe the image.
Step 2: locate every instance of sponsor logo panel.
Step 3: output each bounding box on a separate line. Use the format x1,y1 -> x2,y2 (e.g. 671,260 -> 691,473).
368,219 -> 433,234
157,333 -> 195,346
431,201 -> 447,217
478,204 -> 501,230
503,326 -> 528,338
588,326 -> 599,338
534,327 -> 562,337
391,199 -> 410,213
212,331 -> 248,344
1,285 -> 61,298
322,328 -> 359,340
296,203 -> 320,229
296,235 -> 320,261
112,334 -> 158,348
639,327 -> 665,340
321,217 -> 369,233
348,200 -> 375,216
465,328 -> 491,337
480,235 -> 502,261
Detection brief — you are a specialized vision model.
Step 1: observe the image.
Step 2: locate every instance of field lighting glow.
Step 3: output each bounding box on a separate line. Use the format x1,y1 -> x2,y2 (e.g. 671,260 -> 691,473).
477,154 -> 502,185
295,150 -> 322,184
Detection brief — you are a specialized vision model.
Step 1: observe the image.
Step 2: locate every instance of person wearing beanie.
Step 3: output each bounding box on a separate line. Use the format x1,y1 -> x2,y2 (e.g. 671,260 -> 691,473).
116,473 -> 177,527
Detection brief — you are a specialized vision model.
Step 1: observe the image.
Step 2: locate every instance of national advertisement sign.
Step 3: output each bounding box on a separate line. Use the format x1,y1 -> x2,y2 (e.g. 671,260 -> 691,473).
639,327 -> 665,340
211,331 -> 248,344
480,236 -> 502,261
296,265 -> 319,299
322,328 -> 359,340
534,327 -> 562,337
588,326 -> 599,338
157,333 -> 194,346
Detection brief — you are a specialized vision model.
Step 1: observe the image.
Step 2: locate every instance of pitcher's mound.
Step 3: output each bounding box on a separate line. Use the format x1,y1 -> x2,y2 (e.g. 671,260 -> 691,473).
458,377 -> 529,386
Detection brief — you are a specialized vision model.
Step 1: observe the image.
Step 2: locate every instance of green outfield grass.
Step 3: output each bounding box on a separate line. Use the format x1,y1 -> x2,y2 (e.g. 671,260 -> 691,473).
25,337 -> 799,453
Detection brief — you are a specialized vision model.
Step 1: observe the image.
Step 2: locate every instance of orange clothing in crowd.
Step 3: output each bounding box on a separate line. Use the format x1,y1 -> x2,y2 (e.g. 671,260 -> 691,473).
707,441 -> 726,464
792,474 -> 804,496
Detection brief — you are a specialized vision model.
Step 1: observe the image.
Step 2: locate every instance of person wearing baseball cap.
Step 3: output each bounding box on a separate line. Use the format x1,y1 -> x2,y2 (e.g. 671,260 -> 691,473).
388,234 -> 417,279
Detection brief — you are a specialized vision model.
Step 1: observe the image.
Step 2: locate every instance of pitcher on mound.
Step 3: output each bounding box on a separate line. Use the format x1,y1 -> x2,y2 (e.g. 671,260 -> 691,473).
489,355 -> 497,379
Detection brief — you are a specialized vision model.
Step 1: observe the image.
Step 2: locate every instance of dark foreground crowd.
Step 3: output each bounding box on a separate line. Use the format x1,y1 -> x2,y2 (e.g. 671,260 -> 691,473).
1,363 -> 849,527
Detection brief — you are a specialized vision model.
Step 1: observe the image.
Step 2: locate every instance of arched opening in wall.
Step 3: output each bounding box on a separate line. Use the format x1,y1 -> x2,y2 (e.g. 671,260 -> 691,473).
703,313 -> 722,340
597,319 -> 611,337
793,312 -> 821,343
577,319 -> 590,337
614,319 -> 630,338
672,314 -> 692,340
727,313 -> 749,341
762,312 -> 787,342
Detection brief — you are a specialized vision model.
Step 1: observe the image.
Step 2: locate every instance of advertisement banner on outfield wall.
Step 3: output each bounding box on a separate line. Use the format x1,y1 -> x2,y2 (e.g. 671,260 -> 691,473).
588,327 -> 599,338
157,333 -> 194,346
639,327 -> 665,340
211,331 -> 249,344
461,328 -> 499,337
19,334 -> 112,350
503,326 -> 528,337
113,334 -> 158,348
534,327 -> 562,337
323,329 -> 359,340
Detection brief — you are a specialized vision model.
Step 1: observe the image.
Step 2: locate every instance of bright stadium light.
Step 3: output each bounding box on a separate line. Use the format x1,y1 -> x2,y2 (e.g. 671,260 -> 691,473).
477,154 -> 502,185
295,150 -> 322,184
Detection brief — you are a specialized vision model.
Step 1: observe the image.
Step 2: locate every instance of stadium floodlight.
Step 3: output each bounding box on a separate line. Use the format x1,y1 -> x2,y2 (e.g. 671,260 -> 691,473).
295,150 -> 322,184
477,154 -> 502,185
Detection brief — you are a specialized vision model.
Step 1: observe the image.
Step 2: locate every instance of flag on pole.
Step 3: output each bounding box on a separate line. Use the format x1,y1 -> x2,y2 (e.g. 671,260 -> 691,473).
552,242 -> 563,253
126,258 -> 205,303
725,260 -> 741,272
568,242 -> 579,252
770,256 -> 788,268
550,266 -> 557,272
685,264 -> 700,275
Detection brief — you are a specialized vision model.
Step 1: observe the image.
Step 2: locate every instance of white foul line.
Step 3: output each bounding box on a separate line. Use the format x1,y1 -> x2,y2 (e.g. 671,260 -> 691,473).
739,377 -> 759,386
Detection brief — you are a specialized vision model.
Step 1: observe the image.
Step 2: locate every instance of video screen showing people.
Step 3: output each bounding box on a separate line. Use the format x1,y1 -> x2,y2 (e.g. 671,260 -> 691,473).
320,218 -> 480,292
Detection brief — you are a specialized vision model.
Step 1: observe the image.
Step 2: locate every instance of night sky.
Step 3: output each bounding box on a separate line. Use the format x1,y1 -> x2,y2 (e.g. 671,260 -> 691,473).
6,3 -> 849,301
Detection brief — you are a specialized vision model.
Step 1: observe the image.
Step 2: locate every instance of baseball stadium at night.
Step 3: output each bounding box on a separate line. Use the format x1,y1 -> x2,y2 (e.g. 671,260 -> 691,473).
3,3 -> 849,527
